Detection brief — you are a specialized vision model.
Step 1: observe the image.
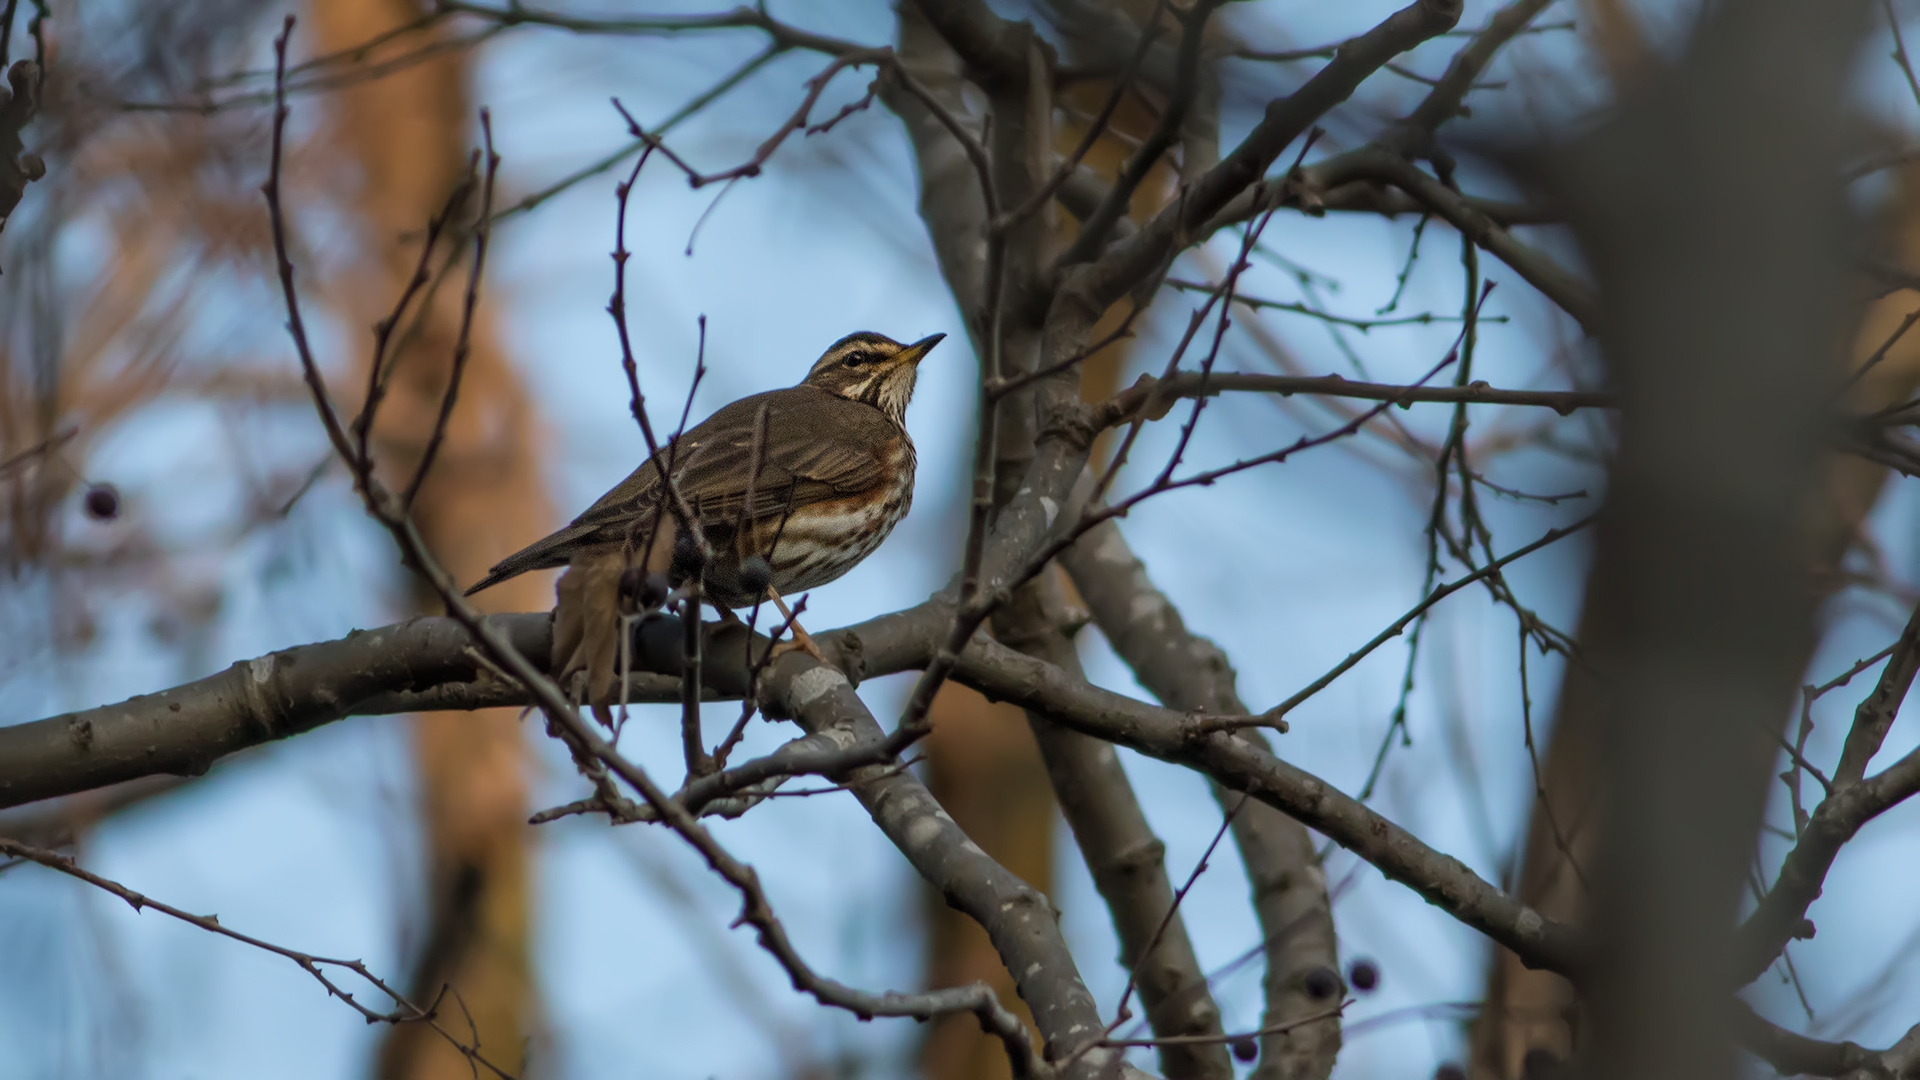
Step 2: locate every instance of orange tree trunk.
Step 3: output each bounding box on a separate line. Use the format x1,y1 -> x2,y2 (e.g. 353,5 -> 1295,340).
307,4 -> 553,1077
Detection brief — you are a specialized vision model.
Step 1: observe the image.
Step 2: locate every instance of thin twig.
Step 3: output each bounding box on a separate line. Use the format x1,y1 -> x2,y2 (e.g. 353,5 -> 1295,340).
1060,0 -> 1230,266
404,112 -> 499,510
992,3 -> 1167,231
1259,515 -> 1595,724
0,840 -> 519,1080
1112,795 -> 1246,1024
1888,0 -> 1920,117
353,161 -> 473,469
1845,305 -> 1920,388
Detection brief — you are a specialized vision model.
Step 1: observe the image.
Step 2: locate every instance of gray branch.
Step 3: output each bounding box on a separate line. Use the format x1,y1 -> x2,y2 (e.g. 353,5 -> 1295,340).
1733,1005 -> 1920,1079
1000,573 -> 1234,1080
1731,594 -> 1920,983
0,602 -> 1583,981
886,5 -> 989,324
762,652 -> 1123,1078
1062,514 -> 1341,1080
946,636 -> 1582,976
0,613 -> 556,807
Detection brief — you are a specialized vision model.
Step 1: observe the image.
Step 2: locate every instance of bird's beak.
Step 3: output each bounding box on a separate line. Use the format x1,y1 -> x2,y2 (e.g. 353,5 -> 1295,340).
901,333 -> 946,365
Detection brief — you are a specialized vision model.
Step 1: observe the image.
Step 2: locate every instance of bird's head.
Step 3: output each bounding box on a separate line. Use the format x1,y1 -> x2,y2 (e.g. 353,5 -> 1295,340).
802,330 -> 945,425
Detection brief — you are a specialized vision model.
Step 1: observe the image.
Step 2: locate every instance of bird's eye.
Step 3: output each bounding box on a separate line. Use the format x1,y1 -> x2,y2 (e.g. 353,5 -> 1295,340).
844,351 -> 872,368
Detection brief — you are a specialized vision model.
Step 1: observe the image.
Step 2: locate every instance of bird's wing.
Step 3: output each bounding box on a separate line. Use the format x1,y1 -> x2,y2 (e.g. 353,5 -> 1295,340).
465,389 -> 895,594
576,389 -> 894,528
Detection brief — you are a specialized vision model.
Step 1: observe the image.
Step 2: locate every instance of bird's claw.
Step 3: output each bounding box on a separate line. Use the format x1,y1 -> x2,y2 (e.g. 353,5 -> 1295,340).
768,631 -> 830,666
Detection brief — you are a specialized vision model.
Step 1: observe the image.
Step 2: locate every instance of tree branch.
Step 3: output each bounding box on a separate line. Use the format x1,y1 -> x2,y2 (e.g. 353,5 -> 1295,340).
1061,510 -> 1343,1080
0,599 -> 1585,981
1114,370 -> 1611,416
884,4 -> 990,325
1069,0 -> 1463,311
1732,1003 -> 1920,1079
1390,0 -> 1557,147
948,635 -> 1583,976
999,571 -> 1234,1080
0,838 -> 519,1078
908,0 -> 1031,90
760,650 -> 1122,1078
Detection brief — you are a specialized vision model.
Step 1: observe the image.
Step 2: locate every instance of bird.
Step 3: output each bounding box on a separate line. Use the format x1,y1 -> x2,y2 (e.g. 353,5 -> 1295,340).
465,329 -> 945,708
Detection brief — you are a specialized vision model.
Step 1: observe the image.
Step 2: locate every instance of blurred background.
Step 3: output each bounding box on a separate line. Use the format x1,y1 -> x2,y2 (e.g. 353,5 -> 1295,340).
2,1 -> 1919,1078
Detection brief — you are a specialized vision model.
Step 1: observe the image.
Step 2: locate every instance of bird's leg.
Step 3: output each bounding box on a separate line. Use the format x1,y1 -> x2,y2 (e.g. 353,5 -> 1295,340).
765,586 -> 829,665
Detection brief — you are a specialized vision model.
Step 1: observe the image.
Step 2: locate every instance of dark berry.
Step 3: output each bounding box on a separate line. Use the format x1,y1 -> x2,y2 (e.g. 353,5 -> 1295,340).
1230,1035 -> 1257,1063
617,565 -> 671,610
1434,1065 -> 1467,1080
638,572 -> 670,611
83,484 -> 119,521
737,554 -> 773,598
1347,958 -> 1379,993
1302,965 -> 1341,1000
670,526 -> 702,579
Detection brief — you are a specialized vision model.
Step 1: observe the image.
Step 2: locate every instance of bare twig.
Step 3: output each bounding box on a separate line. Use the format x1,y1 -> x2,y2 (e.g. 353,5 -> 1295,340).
0,837 -> 519,1079
1111,368 -> 1611,416
354,161 -> 475,468
1247,516 -> 1594,726
404,112 -> 499,510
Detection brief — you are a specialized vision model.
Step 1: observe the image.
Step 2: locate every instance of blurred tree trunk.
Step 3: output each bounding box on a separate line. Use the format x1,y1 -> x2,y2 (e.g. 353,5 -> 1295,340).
921,684 -> 1058,1080
1468,12 -> 1920,1064
1472,190 -> 1920,1078
307,4 -> 553,1077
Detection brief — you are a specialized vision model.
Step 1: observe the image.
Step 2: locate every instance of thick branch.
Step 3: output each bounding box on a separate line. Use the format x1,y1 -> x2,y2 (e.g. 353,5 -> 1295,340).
925,0 -> 1467,641
1393,0 -> 1557,143
1071,0 -> 1462,312
0,607 -> 937,811
1062,514 -> 1343,1080
885,4 -> 989,324
0,613 -> 551,808
999,575 -> 1233,1080
1733,1004 -> 1920,1079
761,652 -> 1122,1077
908,0 -> 1030,89
948,638 -> 1583,976
3,601 -> 1583,980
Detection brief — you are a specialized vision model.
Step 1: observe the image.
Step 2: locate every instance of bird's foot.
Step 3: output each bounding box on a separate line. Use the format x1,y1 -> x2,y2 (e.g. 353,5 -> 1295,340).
768,624 -> 830,666
763,586 -> 829,665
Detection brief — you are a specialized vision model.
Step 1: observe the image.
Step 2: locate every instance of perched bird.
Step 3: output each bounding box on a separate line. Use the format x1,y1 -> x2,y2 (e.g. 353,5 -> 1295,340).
466,330 -> 944,707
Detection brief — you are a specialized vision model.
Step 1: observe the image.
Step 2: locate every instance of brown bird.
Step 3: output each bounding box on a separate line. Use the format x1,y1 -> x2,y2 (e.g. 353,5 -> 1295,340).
466,330 -> 944,700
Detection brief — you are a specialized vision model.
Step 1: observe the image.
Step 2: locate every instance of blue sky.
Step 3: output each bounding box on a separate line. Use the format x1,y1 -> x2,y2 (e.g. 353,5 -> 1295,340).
6,2 -> 1920,1078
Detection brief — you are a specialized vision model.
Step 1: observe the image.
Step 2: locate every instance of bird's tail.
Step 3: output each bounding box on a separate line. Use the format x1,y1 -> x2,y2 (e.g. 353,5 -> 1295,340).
463,523 -> 595,596
461,564 -> 518,597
